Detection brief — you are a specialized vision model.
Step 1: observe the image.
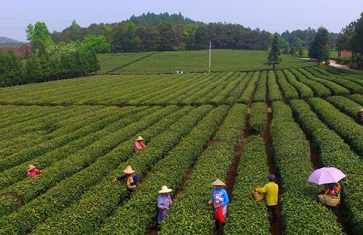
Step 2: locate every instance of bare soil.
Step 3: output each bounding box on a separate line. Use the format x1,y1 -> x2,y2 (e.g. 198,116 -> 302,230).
264,86 -> 283,235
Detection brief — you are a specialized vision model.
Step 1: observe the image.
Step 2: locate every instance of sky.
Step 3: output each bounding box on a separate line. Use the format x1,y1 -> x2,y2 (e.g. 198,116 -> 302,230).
1,0 -> 362,42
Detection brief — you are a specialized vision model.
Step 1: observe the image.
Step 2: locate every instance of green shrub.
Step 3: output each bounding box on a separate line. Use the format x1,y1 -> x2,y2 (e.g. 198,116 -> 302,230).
224,136 -> 270,234
267,70 -> 281,101
275,70 -> 299,99
308,98 -> 363,156
327,96 -> 361,118
291,99 -> 363,234
254,71 -> 267,102
239,72 -> 260,104
271,102 -> 343,234
160,105 -> 247,235
298,68 -> 350,95
95,106 -> 232,235
249,102 -> 267,134
289,68 -> 331,97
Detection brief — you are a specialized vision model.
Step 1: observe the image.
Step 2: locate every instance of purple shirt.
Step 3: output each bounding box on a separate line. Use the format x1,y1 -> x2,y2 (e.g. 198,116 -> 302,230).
157,194 -> 172,224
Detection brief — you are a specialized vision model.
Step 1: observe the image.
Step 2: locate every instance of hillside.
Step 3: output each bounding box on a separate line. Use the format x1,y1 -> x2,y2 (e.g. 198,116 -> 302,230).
0,37 -> 25,46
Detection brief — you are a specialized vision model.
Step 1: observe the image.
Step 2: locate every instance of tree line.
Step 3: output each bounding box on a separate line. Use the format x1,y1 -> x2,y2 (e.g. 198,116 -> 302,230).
0,48 -> 99,86
267,27 -> 331,69
0,22 -> 99,87
335,12 -> 363,69
51,12 -> 335,53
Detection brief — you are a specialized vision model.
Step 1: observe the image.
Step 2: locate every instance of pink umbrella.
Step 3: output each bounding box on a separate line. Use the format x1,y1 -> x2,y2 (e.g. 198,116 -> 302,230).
308,167 -> 346,185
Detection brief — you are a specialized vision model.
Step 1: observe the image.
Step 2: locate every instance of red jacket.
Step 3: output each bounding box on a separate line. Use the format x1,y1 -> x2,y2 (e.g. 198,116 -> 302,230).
134,141 -> 147,153
27,169 -> 41,178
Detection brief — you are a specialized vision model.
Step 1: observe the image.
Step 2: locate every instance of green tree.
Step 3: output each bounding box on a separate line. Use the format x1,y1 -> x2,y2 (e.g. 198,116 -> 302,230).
86,51 -> 100,73
193,25 -> 209,50
0,50 -> 5,84
289,38 -> 304,57
183,24 -> 198,50
39,55 -> 52,81
295,38 -> 304,57
158,22 -> 176,51
138,25 -> 159,51
26,22 -> 54,55
65,20 -> 83,42
25,57 -> 42,83
308,27 -> 330,65
277,36 -> 290,54
3,49 -> 24,84
289,46 -> 297,56
267,34 -> 281,70
122,21 -> 143,52
48,56 -> 60,79
350,13 -> 363,68
81,35 -> 111,53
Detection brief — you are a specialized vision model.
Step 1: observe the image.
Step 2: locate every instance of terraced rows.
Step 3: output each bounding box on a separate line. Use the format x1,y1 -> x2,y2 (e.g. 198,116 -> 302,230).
1,66 -> 363,234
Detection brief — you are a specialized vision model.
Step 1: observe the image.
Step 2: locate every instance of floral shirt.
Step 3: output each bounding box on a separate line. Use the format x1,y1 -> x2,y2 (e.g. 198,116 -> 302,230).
321,183 -> 341,204
211,188 -> 229,207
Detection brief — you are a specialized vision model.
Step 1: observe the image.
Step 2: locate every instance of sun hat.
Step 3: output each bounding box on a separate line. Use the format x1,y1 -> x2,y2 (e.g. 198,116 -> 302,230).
136,136 -> 144,141
28,164 -> 36,171
123,165 -> 135,174
158,185 -> 173,194
359,108 -> 363,112
211,179 -> 226,186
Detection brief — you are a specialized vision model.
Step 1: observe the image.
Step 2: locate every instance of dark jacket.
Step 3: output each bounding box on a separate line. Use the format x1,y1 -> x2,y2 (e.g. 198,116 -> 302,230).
354,112 -> 363,124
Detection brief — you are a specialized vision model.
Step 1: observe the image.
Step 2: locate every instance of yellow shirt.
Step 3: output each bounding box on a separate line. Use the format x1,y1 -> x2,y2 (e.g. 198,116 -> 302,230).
256,182 -> 279,206
127,175 -> 137,189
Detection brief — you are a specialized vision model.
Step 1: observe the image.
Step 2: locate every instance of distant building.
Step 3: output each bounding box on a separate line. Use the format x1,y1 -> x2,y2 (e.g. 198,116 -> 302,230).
338,50 -> 352,58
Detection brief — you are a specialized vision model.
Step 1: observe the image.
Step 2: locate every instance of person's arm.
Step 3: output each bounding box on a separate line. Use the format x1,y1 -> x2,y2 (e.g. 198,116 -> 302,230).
221,190 -> 229,207
116,175 -> 126,181
36,169 -> 42,175
208,191 -> 214,204
255,184 -> 268,193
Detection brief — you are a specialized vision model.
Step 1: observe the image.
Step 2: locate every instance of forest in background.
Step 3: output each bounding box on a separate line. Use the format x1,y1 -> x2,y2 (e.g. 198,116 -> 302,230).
50,12 -> 338,53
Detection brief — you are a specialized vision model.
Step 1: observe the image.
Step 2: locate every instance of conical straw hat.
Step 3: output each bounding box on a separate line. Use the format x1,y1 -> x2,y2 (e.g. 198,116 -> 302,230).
359,108 -> 363,112
123,165 -> 135,174
211,179 -> 226,186
28,164 -> 36,171
136,136 -> 144,141
158,185 -> 172,193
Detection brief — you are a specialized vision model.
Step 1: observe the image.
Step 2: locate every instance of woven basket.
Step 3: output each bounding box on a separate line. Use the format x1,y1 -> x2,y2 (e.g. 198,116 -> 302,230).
252,189 -> 265,202
318,193 -> 340,207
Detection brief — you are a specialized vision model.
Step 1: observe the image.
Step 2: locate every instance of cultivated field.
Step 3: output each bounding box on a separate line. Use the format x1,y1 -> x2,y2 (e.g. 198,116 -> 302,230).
97,52 -> 153,74
102,50 -> 316,74
1,50 -> 363,235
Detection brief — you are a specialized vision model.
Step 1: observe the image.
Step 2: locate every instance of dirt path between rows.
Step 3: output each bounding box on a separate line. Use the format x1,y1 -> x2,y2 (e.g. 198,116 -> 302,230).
264,79 -> 283,235
219,79 -> 259,235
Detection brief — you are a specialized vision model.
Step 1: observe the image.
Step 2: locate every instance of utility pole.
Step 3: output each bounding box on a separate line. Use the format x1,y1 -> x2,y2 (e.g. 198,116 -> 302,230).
208,41 -> 212,73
